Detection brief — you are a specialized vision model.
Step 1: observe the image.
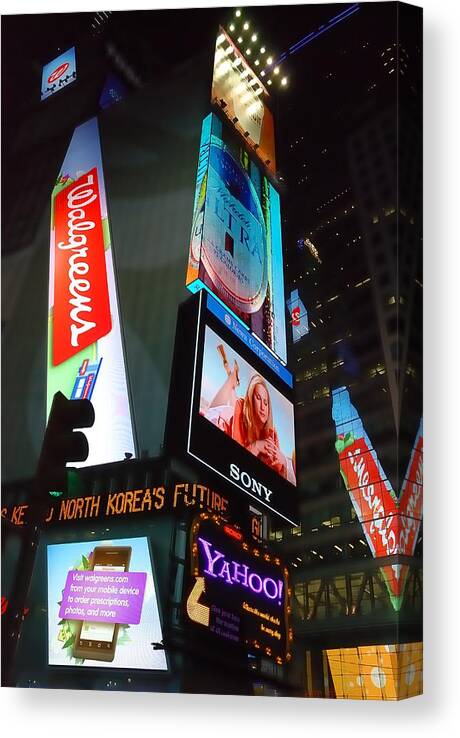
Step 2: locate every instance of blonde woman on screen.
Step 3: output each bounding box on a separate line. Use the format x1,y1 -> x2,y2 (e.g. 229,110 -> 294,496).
204,344 -> 293,481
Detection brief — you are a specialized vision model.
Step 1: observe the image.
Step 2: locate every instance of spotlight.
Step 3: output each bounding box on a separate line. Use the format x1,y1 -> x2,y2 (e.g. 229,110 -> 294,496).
229,23 -> 235,32
260,70 -> 265,77
281,77 -> 288,86
243,21 -> 250,31
246,48 -> 251,55
267,79 -> 272,86
238,36 -> 243,43
251,33 -> 257,42
274,66 -> 280,75
267,56 -> 273,65
235,9 -> 241,17
260,46 -> 266,54
255,59 -> 260,66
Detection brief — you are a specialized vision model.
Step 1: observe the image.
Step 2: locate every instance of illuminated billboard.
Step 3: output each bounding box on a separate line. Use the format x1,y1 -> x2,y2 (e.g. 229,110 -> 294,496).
211,28 -> 276,173
166,291 -> 297,525
332,386 -> 423,609
47,117 -> 136,466
325,643 -> 422,700
186,515 -> 291,663
286,288 -> 309,342
47,537 -> 167,670
41,47 -> 76,101
187,112 -> 287,365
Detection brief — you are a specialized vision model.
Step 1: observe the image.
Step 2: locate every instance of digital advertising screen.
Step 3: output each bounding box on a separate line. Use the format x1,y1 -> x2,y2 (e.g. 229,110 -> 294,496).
186,112 -> 287,366
186,515 -> 291,664
41,47 -> 76,101
211,28 -> 276,173
166,291 -> 297,526
47,117 -> 136,466
325,642 -> 422,700
47,536 -> 167,671
332,386 -> 423,609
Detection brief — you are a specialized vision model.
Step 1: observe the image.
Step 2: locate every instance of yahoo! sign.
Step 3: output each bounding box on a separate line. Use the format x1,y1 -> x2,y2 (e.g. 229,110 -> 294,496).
198,537 -> 284,605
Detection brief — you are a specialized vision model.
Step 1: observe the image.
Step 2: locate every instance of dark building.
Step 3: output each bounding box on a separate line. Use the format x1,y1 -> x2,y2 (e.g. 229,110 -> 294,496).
2,4 -> 422,698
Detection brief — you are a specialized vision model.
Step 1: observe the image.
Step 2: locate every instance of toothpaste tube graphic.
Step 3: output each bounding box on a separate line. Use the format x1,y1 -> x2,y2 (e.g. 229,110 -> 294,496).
70,359 -> 103,401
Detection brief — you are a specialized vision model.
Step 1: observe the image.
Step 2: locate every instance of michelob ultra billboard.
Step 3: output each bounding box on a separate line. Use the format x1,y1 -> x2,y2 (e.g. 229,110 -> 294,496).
47,117 -> 136,466
187,112 -> 287,365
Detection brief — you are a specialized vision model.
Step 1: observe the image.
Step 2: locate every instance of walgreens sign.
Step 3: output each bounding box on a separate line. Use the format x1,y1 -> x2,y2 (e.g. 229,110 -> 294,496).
53,168 -> 111,365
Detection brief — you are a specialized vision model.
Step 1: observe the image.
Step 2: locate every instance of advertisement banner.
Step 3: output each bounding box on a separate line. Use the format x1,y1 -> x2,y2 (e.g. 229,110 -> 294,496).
187,113 -> 287,365
47,537 -> 167,670
211,28 -> 276,173
41,47 -> 76,101
326,642 -> 422,700
186,515 -> 291,663
47,117 -> 136,466
331,387 -> 423,609
286,288 -> 309,343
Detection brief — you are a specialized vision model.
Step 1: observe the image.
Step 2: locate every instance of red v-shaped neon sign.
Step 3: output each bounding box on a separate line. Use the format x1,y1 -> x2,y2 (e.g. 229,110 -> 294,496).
332,387 -> 423,610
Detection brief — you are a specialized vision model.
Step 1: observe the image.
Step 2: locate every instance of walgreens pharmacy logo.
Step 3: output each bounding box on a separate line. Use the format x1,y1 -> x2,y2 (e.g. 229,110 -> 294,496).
53,168 -> 112,365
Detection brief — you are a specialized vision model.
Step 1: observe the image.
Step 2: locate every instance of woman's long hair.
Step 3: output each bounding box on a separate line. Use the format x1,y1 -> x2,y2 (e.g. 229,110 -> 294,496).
242,374 -> 274,445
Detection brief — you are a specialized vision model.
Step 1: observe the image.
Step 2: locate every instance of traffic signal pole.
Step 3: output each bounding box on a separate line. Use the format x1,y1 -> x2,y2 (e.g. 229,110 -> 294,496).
1,392 -> 95,686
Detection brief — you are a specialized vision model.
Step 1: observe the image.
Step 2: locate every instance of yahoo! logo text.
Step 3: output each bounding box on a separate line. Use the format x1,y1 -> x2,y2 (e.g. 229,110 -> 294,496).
198,537 -> 283,606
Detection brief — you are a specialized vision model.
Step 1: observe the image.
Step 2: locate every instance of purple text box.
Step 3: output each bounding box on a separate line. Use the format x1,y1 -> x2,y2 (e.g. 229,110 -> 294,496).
59,570 -> 147,624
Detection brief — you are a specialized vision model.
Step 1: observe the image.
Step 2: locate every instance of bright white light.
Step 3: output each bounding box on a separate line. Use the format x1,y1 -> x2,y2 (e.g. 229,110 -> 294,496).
229,23 -> 235,31
235,9 -> 241,17
225,45 -> 234,56
281,76 -> 288,86
217,34 -> 225,45
243,21 -> 249,30
247,101 -> 262,116
260,46 -> 266,54
240,68 -> 251,79
255,59 -> 260,66
267,79 -> 272,86
267,56 -> 273,65
238,36 -> 243,43
274,66 -> 280,75
260,70 -> 265,77
255,86 -> 264,96
246,48 -> 251,55
251,33 -> 257,42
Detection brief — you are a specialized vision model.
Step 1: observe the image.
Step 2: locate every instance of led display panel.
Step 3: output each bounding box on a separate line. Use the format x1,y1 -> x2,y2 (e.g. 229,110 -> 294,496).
187,112 -> 287,365
47,117 -> 136,467
286,288 -> 309,343
211,27 -> 276,173
186,515 -> 291,664
41,47 -> 76,101
166,291 -> 297,526
332,386 -> 423,609
47,537 -> 167,670
325,643 -> 422,700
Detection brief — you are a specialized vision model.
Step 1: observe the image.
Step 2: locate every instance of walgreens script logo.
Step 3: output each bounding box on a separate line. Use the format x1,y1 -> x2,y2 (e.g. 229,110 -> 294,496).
53,167 -> 112,365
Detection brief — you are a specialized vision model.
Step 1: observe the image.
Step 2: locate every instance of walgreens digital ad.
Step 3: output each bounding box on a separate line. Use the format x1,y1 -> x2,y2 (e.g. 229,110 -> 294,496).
47,536 -> 167,671
47,116 -> 136,467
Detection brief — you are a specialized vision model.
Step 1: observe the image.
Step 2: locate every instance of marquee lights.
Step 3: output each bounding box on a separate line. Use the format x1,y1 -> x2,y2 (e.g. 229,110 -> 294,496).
224,15 -> 288,90
187,514 -> 292,662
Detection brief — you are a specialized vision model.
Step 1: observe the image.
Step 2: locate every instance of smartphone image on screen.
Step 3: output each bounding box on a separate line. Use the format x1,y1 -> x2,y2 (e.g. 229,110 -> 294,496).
73,546 -> 132,662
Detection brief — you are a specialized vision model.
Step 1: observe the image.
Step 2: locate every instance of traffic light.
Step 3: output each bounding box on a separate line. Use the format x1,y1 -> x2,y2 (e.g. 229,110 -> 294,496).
37,391 -> 95,496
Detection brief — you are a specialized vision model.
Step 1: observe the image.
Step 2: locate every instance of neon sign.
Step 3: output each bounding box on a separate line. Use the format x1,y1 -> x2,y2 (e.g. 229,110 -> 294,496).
187,515 -> 291,663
